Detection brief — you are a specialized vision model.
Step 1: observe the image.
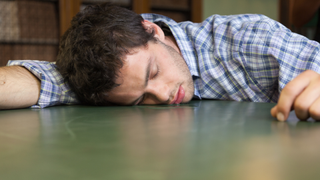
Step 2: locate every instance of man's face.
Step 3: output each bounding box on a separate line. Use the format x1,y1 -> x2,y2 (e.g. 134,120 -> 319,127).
106,40 -> 194,105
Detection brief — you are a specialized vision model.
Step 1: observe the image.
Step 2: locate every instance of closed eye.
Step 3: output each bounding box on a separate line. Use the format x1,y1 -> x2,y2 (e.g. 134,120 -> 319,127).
151,65 -> 159,80
138,65 -> 159,105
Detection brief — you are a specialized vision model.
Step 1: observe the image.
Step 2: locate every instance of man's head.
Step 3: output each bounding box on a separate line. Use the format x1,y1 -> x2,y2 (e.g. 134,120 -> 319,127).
57,3 -> 194,105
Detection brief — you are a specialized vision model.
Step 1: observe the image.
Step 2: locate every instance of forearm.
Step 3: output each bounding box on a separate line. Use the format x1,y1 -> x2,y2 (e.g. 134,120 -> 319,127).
0,66 -> 40,109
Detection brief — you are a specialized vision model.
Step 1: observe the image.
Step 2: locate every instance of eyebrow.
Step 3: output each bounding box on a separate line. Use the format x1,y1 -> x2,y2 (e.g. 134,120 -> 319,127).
130,59 -> 151,105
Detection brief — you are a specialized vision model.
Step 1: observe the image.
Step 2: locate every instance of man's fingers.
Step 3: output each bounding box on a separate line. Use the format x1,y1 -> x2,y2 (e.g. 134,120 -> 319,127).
275,70 -> 313,121
270,106 -> 277,118
293,76 -> 320,120
272,70 -> 320,121
309,97 -> 320,120
270,105 -> 286,121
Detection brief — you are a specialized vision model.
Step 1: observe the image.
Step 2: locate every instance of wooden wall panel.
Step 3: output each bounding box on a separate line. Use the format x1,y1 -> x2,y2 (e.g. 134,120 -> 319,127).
59,0 -> 82,36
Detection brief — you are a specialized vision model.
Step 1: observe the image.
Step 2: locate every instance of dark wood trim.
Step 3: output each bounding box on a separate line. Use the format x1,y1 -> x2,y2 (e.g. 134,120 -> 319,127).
191,0 -> 202,22
59,0 -> 82,36
133,0 -> 150,14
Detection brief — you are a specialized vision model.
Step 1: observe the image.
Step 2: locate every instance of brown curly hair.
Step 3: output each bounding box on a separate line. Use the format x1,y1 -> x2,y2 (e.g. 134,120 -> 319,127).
56,3 -> 155,105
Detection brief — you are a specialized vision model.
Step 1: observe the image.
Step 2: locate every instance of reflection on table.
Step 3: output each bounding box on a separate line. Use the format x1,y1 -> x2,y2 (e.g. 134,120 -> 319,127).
0,100 -> 320,180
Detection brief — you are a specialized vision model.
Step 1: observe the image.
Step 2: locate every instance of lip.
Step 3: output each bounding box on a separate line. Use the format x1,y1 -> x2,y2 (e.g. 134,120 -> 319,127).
170,85 -> 185,104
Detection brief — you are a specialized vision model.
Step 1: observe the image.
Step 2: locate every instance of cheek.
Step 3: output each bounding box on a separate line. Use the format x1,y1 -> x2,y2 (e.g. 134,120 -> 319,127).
161,66 -> 179,83
160,59 -> 180,77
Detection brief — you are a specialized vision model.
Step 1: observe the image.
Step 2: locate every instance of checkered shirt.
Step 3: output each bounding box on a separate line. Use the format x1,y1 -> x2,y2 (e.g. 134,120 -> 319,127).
7,60 -> 79,108
142,13 -> 320,102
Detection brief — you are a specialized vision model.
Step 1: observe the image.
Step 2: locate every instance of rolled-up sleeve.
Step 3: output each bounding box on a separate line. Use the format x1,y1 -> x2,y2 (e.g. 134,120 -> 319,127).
7,60 -> 79,108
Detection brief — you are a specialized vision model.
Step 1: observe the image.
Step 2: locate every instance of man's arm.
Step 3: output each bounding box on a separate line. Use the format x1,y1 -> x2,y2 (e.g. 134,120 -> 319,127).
0,66 -> 40,109
271,70 -> 320,121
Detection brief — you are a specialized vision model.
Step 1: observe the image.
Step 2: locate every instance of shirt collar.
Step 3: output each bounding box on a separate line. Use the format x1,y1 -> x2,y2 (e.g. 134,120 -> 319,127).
141,13 -> 200,77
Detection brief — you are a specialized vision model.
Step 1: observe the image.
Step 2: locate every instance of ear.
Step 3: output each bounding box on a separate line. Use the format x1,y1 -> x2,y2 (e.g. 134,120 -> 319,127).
141,20 -> 165,41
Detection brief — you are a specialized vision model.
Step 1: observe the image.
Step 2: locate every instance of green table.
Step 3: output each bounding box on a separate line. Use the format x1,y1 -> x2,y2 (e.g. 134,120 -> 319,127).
1,100 -> 320,180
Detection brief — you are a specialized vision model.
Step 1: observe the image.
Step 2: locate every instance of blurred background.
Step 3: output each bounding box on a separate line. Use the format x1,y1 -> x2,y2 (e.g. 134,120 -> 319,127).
0,0 -> 318,66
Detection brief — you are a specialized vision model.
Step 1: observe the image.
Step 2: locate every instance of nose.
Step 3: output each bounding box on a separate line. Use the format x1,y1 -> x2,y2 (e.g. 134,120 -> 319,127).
145,83 -> 171,104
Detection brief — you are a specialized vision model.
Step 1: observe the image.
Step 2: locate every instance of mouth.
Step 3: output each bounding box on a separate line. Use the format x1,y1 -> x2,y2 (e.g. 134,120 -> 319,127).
170,85 -> 185,104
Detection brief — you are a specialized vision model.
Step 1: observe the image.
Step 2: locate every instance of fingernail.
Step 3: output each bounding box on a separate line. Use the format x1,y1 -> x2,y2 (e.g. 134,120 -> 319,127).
277,112 -> 285,121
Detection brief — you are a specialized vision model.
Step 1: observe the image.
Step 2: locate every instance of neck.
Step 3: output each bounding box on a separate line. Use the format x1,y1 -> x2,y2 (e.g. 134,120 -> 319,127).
164,36 -> 181,55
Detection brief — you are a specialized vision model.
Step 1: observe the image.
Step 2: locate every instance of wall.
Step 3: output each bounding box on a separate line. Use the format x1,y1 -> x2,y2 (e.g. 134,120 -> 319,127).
203,0 -> 278,21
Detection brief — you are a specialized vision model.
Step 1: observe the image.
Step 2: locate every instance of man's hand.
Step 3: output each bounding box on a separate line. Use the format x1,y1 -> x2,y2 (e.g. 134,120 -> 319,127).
271,70 -> 320,121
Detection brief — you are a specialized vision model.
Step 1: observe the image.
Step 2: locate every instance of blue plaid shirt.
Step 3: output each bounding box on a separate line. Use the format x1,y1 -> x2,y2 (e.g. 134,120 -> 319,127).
7,14 -> 320,108
143,13 -> 320,102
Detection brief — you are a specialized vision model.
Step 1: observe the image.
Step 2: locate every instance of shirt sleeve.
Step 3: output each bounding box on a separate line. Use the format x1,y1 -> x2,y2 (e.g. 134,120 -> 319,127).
7,60 -> 79,108
237,15 -> 320,102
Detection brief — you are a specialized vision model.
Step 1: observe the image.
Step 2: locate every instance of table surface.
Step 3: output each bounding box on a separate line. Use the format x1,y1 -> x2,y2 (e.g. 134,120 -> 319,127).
1,100 -> 320,180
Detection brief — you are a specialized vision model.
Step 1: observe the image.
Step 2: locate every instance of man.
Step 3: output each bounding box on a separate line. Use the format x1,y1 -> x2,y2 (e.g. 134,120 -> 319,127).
1,3 -> 320,122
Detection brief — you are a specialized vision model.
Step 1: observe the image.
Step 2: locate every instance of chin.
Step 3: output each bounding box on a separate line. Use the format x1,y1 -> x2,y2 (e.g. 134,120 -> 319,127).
182,95 -> 193,103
